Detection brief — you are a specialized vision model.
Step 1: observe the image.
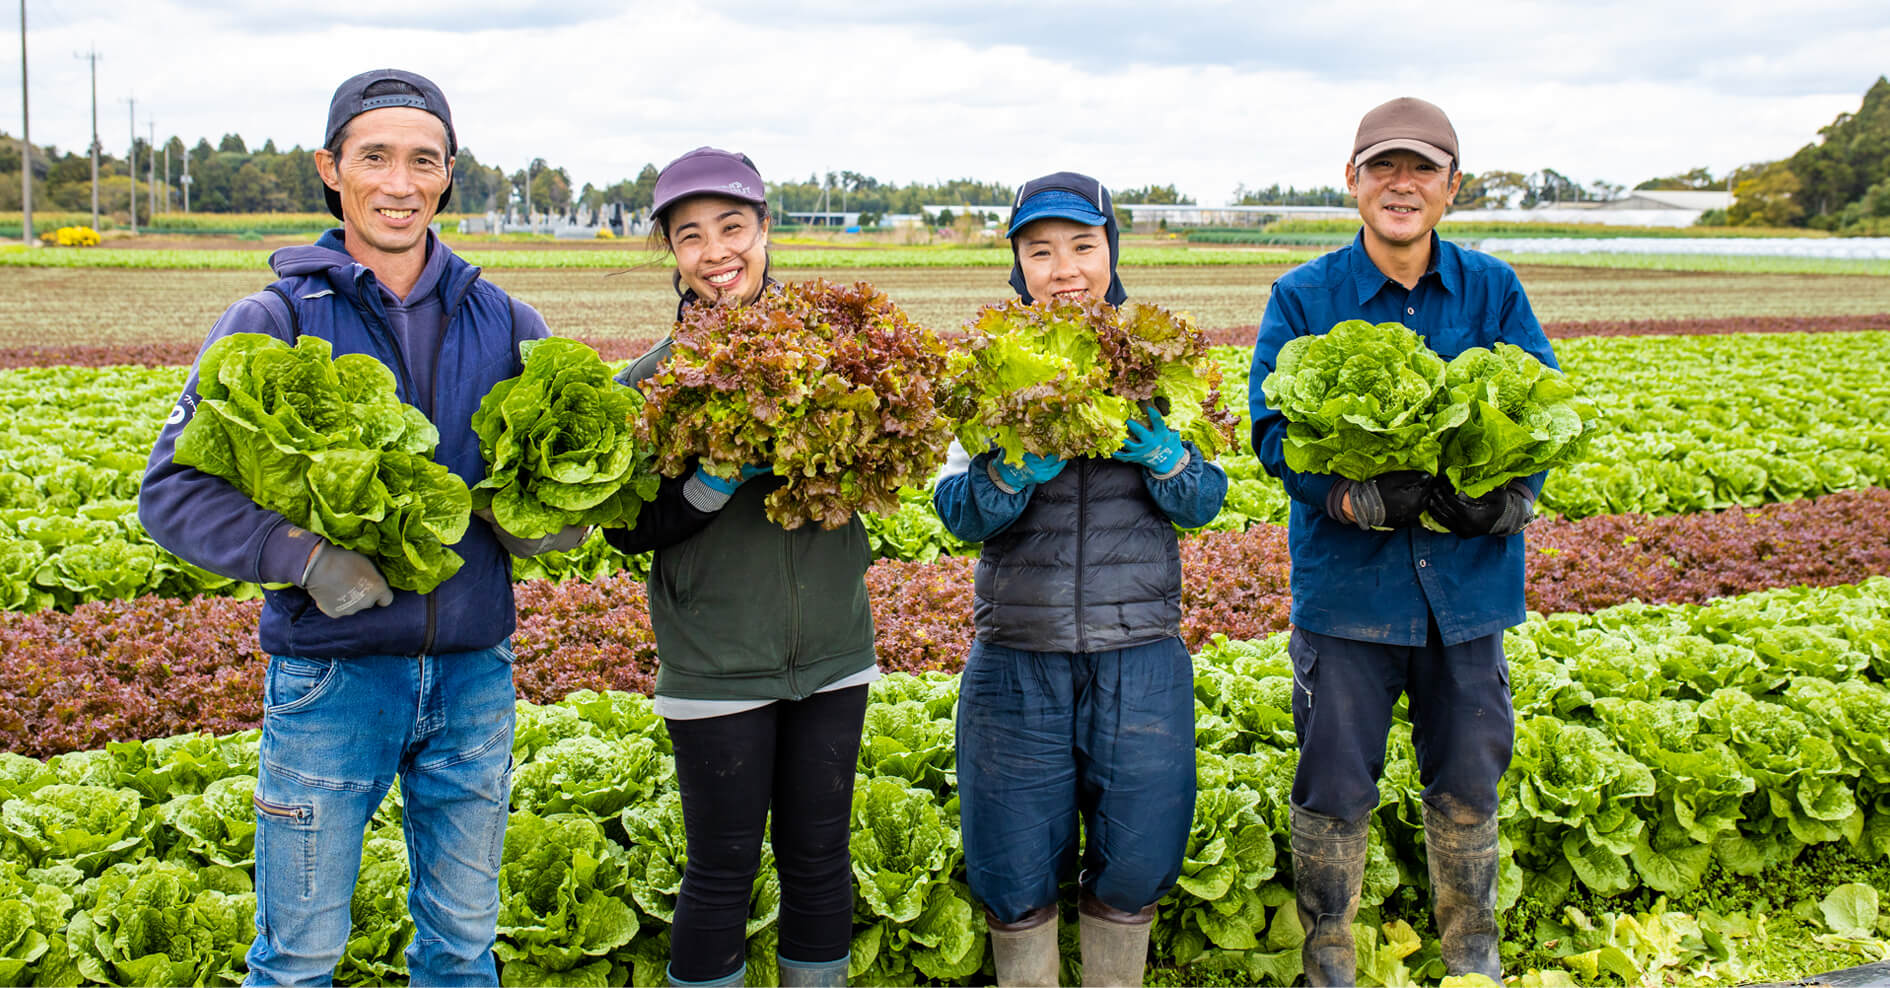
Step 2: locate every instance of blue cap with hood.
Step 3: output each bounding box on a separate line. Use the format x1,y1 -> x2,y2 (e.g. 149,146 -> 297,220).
1006,171 -> 1128,306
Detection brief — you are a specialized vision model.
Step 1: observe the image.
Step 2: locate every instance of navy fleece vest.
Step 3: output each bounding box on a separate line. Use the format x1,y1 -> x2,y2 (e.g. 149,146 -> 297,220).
255,260 -> 526,659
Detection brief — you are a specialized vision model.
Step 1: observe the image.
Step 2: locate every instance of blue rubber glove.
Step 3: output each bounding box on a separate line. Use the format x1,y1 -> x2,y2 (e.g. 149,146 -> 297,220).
694,462 -> 772,496
990,451 -> 1066,491
1114,407 -> 1188,476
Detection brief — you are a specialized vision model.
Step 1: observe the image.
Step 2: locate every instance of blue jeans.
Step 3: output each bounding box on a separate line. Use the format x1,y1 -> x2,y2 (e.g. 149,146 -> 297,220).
1288,623 -> 1514,824
244,644 -> 517,987
956,638 -> 1197,923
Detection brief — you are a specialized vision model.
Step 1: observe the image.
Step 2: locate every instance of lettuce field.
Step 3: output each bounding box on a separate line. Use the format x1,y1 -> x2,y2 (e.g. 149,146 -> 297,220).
0,252 -> 1888,986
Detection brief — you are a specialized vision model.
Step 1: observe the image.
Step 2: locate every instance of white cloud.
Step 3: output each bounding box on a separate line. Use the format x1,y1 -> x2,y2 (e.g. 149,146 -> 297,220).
4,0 -> 1883,204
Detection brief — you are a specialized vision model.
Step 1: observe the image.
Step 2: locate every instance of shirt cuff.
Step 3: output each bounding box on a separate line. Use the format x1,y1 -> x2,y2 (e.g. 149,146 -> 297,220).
262,523 -> 322,586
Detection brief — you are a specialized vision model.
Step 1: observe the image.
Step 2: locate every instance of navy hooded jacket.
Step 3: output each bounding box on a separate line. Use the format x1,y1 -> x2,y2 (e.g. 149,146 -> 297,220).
138,230 -> 549,658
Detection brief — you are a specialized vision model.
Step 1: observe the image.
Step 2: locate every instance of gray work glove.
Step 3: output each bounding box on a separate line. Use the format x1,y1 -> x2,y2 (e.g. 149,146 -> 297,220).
300,543 -> 394,618
1327,471 -> 1433,530
476,508 -> 592,557
1428,479 -> 1537,538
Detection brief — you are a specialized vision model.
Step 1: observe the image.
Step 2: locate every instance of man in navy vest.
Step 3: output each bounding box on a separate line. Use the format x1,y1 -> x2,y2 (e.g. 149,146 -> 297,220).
1248,97 -> 1559,986
139,68 -> 583,986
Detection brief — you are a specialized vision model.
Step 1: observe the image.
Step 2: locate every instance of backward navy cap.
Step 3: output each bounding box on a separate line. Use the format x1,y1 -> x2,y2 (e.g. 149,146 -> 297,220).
321,68 -> 457,219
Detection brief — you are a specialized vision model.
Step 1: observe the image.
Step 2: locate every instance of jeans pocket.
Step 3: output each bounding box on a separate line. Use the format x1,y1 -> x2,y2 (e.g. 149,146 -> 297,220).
265,656 -> 339,714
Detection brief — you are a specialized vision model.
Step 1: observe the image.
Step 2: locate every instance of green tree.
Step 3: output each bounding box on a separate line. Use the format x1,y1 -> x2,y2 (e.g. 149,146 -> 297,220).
1727,161 -> 1804,227
1785,76 -> 1890,226
1113,183 -> 1195,205
1634,166 -> 1718,191
218,133 -> 248,154
1453,170 -> 1527,209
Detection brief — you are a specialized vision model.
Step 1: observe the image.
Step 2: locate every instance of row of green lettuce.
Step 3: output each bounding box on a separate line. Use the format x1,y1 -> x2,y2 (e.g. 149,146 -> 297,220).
2,329 -> 1886,611
3,576 -> 1889,986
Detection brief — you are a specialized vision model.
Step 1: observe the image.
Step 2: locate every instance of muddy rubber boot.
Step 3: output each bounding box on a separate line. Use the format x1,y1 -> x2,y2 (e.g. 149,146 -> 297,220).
778,952 -> 848,987
989,906 -> 1060,987
1078,893 -> 1154,987
1291,806 -> 1368,988
1424,803 -> 1502,981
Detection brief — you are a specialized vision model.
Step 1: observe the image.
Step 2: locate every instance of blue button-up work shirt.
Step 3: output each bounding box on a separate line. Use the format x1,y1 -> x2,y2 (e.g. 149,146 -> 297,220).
1247,232 -> 1559,646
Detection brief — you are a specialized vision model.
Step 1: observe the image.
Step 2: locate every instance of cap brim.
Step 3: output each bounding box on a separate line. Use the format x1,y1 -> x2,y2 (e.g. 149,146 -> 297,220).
1008,201 -> 1109,235
1354,138 -> 1454,168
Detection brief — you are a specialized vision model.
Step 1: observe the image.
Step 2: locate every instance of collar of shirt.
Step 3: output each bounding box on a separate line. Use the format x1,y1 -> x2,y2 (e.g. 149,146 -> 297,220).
1345,230 -> 1462,307
377,231 -> 448,308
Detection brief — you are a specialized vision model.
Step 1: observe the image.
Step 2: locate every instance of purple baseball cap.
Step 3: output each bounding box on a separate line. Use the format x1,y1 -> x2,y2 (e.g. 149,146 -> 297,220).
651,147 -> 767,222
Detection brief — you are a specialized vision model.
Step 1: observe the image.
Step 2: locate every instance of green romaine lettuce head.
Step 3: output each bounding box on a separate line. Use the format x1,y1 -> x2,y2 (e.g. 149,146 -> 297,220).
1436,343 -> 1596,496
944,298 -> 1240,465
471,337 -> 660,539
65,857 -> 254,988
494,811 -> 640,979
640,280 -> 954,530
174,333 -> 470,594
1261,319 -> 1457,480
0,784 -> 151,875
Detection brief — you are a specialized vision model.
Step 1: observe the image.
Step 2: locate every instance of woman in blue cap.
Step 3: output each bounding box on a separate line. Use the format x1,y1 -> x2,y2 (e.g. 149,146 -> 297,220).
932,172 -> 1228,987
603,148 -> 875,988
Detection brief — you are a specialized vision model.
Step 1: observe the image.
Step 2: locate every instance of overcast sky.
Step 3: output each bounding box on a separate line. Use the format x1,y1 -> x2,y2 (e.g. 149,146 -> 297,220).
7,0 -> 1887,205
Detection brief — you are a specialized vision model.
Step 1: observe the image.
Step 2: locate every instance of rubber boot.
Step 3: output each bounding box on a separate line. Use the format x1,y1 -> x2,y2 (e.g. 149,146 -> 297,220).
1291,806 -> 1368,988
778,952 -> 848,987
1078,892 -> 1154,987
1424,803 -> 1502,981
666,961 -> 745,987
988,905 -> 1060,987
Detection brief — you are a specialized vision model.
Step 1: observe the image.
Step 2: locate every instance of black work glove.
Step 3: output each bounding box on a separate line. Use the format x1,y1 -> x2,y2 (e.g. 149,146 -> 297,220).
1428,480 -> 1537,538
476,508 -> 592,558
301,543 -> 394,618
1327,471 -> 1434,530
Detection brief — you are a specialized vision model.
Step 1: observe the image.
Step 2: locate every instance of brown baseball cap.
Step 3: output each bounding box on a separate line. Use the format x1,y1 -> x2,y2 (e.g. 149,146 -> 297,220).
1353,97 -> 1458,170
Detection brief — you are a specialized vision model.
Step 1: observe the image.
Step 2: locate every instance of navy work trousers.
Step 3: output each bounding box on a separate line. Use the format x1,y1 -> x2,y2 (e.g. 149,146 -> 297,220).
1288,621 -> 1514,824
956,637 -> 1197,923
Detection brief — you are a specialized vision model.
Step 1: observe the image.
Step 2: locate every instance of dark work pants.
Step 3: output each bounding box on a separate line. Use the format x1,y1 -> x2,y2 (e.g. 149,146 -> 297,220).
1287,620 -> 1514,824
664,685 -> 869,983
957,637 -> 1198,923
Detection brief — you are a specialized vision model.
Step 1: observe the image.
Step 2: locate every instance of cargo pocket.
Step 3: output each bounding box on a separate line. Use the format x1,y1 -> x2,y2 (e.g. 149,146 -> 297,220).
1288,629 -> 1319,729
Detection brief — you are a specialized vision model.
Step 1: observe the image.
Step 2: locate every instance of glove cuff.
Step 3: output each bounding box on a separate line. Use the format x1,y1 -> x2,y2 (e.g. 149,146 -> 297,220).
300,542 -> 325,586
1347,478 -> 1387,529
987,459 -> 1025,495
1491,481 -> 1537,536
1147,447 -> 1190,480
684,472 -> 737,512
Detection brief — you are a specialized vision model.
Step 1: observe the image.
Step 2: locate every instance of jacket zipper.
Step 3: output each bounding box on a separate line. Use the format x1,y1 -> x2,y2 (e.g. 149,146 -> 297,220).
784,518 -> 802,697
1075,463 -> 1088,653
360,269 -> 443,656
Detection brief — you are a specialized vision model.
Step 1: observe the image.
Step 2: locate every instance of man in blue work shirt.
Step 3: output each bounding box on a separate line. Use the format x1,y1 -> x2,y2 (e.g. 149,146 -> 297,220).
1247,97 -> 1558,986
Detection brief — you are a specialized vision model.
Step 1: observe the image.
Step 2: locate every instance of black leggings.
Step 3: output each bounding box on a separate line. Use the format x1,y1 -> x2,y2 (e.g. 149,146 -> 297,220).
665,685 -> 868,982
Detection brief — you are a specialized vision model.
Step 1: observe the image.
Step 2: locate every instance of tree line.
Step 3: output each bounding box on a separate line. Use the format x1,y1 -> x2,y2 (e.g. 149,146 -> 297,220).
7,77 -> 1886,232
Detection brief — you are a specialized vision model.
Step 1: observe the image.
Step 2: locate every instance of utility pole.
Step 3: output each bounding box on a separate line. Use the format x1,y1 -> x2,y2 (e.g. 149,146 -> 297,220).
124,95 -> 136,233
162,140 -> 168,213
76,48 -> 100,232
146,120 -> 155,223
19,0 -> 32,246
